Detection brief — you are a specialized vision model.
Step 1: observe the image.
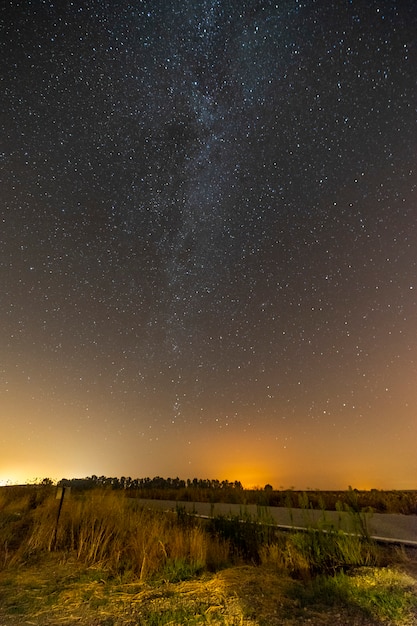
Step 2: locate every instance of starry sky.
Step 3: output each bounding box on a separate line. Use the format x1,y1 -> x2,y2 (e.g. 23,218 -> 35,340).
1,0 -> 416,489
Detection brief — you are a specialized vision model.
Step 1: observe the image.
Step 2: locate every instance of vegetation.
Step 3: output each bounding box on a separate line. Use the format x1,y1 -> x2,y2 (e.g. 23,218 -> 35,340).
0,484 -> 416,624
54,475 -> 417,514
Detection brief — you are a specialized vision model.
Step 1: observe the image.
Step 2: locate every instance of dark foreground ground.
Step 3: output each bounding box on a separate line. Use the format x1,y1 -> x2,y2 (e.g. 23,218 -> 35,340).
0,548 -> 416,626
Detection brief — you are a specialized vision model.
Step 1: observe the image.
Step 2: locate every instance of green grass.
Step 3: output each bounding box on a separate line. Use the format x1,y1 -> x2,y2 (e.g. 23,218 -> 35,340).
158,557 -> 205,583
296,567 -> 417,625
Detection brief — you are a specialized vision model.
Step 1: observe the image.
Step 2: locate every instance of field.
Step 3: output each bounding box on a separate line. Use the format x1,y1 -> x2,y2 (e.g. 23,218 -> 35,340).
58,477 -> 417,515
0,485 -> 416,625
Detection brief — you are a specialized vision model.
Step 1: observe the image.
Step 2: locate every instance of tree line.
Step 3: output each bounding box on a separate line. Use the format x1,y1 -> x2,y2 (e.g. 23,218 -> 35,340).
58,475 -> 243,492
53,476 -> 417,514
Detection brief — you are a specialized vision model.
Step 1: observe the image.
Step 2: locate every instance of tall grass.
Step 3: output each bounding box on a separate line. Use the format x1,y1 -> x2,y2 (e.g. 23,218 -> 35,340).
0,487 -> 394,582
0,486 -> 52,567
260,494 -> 377,578
260,529 -> 377,578
7,490 -> 229,580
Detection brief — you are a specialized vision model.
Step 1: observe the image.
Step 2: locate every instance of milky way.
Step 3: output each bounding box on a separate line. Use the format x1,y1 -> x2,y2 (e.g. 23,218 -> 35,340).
1,1 -> 416,488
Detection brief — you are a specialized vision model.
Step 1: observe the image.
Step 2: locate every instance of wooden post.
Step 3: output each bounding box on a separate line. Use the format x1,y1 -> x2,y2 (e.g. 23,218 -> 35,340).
53,486 -> 66,550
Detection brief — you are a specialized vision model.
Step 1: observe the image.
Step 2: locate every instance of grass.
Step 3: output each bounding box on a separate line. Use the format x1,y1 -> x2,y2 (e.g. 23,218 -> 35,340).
0,486 -> 416,625
260,527 -> 377,578
297,567 -> 417,625
2,559 -> 415,625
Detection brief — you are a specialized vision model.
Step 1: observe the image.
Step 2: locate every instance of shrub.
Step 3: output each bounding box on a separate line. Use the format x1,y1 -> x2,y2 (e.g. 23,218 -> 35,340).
261,529 -> 377,578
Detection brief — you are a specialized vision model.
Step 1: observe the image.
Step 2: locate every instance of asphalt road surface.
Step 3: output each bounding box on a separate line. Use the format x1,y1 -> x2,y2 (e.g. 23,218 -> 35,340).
138,499 -> 417,546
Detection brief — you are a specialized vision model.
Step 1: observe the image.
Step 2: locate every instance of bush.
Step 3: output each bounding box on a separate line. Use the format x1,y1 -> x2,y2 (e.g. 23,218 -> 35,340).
261,529 -> 377,578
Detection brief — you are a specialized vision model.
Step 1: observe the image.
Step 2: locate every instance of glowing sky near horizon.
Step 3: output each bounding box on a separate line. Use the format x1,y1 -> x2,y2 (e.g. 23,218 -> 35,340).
1,0 -> 417,490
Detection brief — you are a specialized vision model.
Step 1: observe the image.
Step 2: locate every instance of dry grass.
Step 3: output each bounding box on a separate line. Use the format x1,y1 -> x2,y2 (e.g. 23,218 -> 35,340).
4,489 -> 229,580
0,559 -> 326,625
2,558 -> 415,625
1,487 -> 416,625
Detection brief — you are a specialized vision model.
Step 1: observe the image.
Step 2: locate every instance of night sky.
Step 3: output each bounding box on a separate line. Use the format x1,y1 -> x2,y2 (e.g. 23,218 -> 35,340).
1,0 -> 416,489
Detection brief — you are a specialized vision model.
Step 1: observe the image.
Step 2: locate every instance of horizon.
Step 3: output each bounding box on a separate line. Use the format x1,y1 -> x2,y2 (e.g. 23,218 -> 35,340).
1,473 -> 415,493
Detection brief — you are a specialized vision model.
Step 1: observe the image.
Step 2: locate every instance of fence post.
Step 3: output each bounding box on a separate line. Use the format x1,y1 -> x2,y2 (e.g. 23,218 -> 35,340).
53,486 -> 66,550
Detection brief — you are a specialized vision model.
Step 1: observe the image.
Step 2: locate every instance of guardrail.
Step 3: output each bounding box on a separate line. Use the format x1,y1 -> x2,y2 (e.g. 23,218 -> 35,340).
138,498 -> 417,548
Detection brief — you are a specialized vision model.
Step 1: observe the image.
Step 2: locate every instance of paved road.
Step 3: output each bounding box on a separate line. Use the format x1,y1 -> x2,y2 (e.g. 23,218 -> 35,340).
138,498 -> 417,546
